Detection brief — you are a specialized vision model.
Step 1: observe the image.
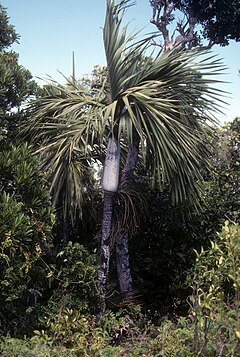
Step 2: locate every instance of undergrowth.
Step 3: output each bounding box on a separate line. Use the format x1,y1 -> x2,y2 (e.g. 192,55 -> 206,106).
1,222 -> 239,356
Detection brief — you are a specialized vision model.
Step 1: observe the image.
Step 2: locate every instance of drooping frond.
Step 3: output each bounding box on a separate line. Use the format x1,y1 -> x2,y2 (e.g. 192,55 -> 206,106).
26,81 -> 107,146
33,135 -> 91,220
112,188 -> 147,237
23,80 -> 107,219
117,49 -> 227,206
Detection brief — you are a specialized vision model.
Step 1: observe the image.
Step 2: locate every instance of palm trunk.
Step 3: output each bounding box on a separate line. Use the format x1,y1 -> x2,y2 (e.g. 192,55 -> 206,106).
98,191 -> 114,314
116,229 -> 133,295
116,129 -> 140,295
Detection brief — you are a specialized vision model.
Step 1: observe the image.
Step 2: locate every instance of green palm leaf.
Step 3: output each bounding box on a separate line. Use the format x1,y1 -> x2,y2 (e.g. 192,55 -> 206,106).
24,81 -> 107,220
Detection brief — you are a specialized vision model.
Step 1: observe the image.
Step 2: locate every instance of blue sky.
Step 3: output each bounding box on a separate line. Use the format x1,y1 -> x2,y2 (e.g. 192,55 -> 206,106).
2,0 -> 240,123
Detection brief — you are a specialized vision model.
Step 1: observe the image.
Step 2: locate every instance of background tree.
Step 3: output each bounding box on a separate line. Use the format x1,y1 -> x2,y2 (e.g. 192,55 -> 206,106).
203,117 -> 240,225
0,4 -> 56,333
0,3 -> 40,146
0,3 -> 18,49
0,144 -> 55,333
149,0 -> 240,50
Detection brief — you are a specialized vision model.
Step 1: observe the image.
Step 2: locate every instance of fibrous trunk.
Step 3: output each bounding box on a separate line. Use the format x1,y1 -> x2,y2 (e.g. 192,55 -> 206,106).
116,229 -> 133,296
116,129 -> 140,295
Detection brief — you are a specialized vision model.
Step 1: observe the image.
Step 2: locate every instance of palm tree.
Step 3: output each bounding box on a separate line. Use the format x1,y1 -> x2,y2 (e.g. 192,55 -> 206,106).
25,0 -> 226,313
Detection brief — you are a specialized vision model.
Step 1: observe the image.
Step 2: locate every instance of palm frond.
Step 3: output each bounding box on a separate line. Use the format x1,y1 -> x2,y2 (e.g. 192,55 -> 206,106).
23,80 -> 108,219
112,187 -> 147,238
115,49 -> 228,206
103,0 -> 156,101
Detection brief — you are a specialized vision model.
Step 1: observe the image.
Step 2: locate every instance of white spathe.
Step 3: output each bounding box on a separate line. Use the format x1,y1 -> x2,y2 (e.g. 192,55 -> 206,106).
102,137 -> 120,192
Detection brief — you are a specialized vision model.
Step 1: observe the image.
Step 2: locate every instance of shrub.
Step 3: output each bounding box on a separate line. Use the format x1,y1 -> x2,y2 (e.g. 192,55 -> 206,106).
0,144 -> 55,335
187,221 -> 240,356
43,241 -> 99,314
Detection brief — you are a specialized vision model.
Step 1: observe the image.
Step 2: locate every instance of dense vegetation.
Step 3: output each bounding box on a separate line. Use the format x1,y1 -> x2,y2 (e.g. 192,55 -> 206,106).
0,1 -> 239,355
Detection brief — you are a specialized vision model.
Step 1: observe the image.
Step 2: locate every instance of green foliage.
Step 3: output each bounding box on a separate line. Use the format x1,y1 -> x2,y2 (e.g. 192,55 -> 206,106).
187,221 -> 240,356
0,144 -> 54,241
0,307 -> 166,356
0,145 -> 99,336
193,118 -> 240,242
208,119 -> 240,224
0,51 -> 38,112
45,241 -> 99,314
0,144 -> 55,333
0,3 -> 19,49
0,309 -> 140,356
0,4 -> 40,145
188,0 -> 240,45
0,335 -> 53,357
38,308 -> 105,354
1,278 -> 240,356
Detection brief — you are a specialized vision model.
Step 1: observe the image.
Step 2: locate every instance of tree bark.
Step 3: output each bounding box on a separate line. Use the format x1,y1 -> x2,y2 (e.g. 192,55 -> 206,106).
116,129 -> 140,295
116,229 -> 133,295
98,191 -> 114,314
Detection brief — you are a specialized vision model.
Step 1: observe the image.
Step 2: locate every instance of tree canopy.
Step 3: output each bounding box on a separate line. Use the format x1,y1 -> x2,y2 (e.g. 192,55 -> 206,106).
0,3 -> 19,49
149,0 -> 240,49
0,3 -> 40,144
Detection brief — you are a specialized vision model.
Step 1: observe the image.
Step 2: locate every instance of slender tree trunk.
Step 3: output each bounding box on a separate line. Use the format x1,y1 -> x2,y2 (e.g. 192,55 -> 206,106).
116,229 -> 133,295
116,129 -> 140,295
98,191 -> 114,314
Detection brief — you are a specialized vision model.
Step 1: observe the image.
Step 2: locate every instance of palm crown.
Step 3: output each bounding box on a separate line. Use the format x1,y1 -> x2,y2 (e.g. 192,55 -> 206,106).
25,0 -> 226,218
